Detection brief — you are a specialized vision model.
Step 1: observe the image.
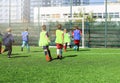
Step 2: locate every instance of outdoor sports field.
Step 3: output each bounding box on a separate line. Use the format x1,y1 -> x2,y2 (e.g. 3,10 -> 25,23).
0,46 -> 120,83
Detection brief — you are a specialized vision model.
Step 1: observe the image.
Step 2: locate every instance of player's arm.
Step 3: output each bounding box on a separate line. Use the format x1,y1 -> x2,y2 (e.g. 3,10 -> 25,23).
45,32 -> 50,42
62,31 -> 64,44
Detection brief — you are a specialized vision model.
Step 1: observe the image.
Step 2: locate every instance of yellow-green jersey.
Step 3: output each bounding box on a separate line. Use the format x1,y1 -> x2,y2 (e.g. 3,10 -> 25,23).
55,30 -> 63,44
64,33 -> 71,43
39,31 -> 50,46
0,33 -> 2,42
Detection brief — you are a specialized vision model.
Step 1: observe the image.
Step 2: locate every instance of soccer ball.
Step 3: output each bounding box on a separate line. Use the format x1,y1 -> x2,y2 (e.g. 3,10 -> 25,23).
73,46 -> 78,50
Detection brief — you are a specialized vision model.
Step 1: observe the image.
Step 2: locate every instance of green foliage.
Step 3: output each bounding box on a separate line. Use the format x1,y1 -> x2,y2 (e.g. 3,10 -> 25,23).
73,11 -> 96,23
85,13 -> 96,22
0,46 -> 120,83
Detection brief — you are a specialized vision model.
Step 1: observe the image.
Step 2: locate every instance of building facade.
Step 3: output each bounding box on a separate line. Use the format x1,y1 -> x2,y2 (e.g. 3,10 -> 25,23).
0,0 -> 30,23
34,4 -> 120,22
30,0 -> 90,22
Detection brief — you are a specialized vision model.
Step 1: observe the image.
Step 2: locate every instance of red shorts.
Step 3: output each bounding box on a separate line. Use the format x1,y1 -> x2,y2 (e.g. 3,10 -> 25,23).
74,40 -> 80,45
56,44 -> 63,49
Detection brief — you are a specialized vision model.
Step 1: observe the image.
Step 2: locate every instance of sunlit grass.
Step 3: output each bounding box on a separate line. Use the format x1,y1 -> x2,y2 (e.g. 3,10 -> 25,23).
0,46 -> 120,83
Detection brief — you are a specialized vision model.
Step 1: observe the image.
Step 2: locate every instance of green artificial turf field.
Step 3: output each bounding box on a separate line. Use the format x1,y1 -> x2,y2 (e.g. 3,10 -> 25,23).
0,46 -> 120,83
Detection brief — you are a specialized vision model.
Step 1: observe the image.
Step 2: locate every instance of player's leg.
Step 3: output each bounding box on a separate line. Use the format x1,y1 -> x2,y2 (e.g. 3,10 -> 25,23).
26,42 -> 30,52
47,46 -> 52,60
7,46 -> 12,58
76,40 -> 80,51
56,44 -> 63,59
21,41 -> 25,51
68,42 -> 72,48
63,43 -> 67,52
2,45 -> 9,53
43,46 -> 51,62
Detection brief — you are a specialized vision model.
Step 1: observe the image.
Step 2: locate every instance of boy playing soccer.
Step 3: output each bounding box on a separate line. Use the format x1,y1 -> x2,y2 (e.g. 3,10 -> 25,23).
21,28 -> 30,52
72,26 -> 82,51
39,25 -> 52,62
2,28 -> 14,58
63,29 -> 71,52
55,24 -> 64,59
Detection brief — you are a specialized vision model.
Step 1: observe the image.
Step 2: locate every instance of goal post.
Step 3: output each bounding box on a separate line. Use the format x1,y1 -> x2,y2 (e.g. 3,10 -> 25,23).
39,17 -> 85,48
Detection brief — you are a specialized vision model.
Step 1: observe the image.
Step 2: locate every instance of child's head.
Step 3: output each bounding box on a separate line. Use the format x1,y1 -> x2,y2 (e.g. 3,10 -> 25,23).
6,28 -> 12,32
74,26 -> 79,30
57,24 -> 62,30
64,29 -> 67,33
42,25 -> 46,31
25,28 -> 28,31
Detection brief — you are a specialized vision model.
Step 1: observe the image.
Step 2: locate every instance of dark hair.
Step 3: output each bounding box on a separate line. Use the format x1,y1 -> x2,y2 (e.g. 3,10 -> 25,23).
25,28 -> 28,31
42,25 -> 46,30
74,26 -> 79,29
57,24 -> 62,29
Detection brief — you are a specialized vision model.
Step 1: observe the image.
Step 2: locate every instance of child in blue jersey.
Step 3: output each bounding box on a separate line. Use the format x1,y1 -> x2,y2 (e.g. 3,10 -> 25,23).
21,28 -> 30,52
39,25 -> 52,62
2,28 -> 14,58
72,26 -> 82,51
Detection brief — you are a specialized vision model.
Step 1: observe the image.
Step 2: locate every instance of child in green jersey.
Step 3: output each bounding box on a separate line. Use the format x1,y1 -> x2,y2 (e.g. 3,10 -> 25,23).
63,29 -> 71,52
39,25 -> 52,62
55,24 -> 64,59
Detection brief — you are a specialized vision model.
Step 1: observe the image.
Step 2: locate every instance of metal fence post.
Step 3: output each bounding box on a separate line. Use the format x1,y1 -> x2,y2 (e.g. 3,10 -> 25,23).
70,0 -> 73,29
105,0 -> 108,48
9,0 -> 11,27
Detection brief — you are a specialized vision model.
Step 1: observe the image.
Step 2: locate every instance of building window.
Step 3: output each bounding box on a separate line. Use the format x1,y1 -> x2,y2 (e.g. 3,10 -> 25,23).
93,13 -> 97,18
109,12 -> 114,18
114,12 -> 119,18
98,13 -> 102,18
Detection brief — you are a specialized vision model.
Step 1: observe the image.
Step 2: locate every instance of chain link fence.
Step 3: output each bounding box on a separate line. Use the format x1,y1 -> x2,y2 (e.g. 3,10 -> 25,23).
1,1 -> 120,47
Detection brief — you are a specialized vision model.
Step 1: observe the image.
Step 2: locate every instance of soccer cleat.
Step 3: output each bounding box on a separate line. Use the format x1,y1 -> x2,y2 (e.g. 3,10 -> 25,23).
1,48 -> 4,54
59,55 -> 63,60
46,55 -> 50,62
21,47 -> 23,51
57,55 -> 60,59
50,57 -> 52,60
8,55 -> 11,58
64,49 -> 67,52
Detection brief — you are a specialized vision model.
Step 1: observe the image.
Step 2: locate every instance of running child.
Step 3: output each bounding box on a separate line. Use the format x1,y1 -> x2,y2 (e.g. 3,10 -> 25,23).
21,28 -> 30,52
63,28 -> 71,52
72,26 -> 82,51
2,28 -> 14,58
39,25 -> 52,62
55,24 -> 64,59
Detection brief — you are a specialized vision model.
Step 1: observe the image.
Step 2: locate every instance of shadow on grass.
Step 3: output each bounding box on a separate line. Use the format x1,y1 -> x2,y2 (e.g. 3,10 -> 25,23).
31,51 -> 43,53
52,55 -> 78,61
79,49 -> 90,51
71,49 -> 90,52
12,53 -> 20,55
66,48 -> 90,52
12,55 -> 29,58
63,55 -> 78,59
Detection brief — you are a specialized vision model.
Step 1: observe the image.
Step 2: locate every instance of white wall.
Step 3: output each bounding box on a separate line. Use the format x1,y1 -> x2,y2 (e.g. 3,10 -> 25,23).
34,4 -> 120,22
